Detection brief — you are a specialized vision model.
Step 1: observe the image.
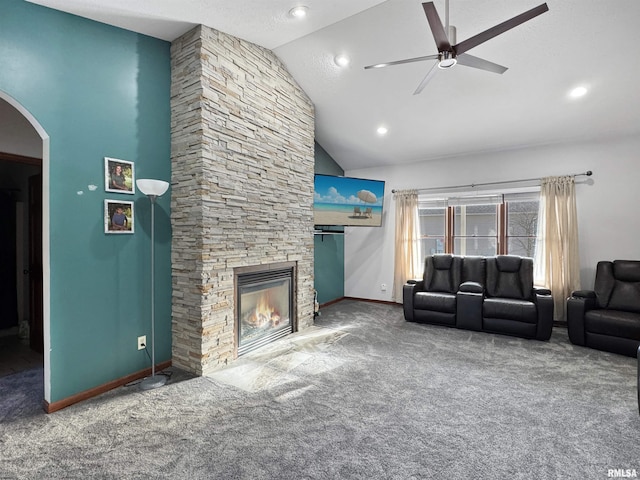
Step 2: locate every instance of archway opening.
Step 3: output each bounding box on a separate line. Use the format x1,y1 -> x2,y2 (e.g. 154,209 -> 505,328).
0,91 -> 51,405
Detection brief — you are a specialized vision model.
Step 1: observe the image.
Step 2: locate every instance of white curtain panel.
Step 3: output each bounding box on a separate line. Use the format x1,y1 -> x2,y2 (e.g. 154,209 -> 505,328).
392,190 -> 421,303
534,176 -> 581,320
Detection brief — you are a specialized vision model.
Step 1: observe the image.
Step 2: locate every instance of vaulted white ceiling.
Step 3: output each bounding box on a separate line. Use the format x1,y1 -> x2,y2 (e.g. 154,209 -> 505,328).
27,0 -> 640,171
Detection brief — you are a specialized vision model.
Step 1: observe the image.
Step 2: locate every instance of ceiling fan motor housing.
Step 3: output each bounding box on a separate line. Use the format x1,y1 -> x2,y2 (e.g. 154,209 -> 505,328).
447,25 -> 457,44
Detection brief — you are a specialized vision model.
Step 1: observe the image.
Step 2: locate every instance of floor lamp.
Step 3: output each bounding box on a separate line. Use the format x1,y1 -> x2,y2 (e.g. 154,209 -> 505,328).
136,178 -> 170,391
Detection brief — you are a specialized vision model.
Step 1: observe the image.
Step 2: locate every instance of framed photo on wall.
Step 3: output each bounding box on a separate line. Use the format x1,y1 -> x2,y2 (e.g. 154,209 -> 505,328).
105,157 -> 135,194
105,200 -> 134,234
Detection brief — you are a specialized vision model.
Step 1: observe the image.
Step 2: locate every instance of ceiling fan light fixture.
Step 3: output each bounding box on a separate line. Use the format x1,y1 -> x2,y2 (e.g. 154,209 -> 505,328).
438,52 -> 457,69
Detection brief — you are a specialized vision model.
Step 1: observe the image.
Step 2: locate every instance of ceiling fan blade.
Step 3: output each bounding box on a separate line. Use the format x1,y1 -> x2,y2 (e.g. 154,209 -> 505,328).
422,2 -> 452,52
364,54 -> 439,70
413,62 -> 439,95
456,53 -> 508,74
454,3 -> 549,56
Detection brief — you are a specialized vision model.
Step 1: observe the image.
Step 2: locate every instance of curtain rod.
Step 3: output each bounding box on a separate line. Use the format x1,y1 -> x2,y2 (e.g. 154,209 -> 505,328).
391,170 -> 592,194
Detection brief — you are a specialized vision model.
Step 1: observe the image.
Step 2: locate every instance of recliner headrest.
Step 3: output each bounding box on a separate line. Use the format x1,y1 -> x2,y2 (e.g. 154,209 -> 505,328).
432,254 -> 454,270
495,255 -> 522,273
613,260 -> 640,282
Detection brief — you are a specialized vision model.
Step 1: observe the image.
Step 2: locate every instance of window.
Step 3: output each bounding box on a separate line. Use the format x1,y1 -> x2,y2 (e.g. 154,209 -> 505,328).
454,204 -> 498,256
505,198 -> 539,257
418,192 -> 539,257
418,204 -> 445,255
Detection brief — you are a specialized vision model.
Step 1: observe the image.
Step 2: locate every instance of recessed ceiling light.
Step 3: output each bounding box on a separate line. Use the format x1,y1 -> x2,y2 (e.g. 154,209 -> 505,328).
377,126 -> 388,135
569,86 -> 588,98
334,54 -> 350,67
289,6 -> 308,18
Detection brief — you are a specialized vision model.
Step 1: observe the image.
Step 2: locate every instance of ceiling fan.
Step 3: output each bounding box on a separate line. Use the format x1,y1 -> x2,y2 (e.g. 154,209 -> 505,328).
365,1 -> 549,95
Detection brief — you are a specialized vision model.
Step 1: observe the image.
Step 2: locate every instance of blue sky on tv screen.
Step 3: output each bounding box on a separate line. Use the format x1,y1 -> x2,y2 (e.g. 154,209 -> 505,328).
314,175 -> 385,206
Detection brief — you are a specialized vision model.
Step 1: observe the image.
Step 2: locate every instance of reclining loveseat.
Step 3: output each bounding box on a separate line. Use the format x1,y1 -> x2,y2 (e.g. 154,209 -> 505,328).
403,254 -> 554,341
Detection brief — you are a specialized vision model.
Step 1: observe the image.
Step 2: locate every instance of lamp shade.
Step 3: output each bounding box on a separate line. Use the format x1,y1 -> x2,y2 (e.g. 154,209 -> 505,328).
136,179 -> 169,197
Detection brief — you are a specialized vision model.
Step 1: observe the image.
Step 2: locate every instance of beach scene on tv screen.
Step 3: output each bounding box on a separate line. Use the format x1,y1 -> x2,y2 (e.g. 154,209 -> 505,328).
314,175 -> 385,227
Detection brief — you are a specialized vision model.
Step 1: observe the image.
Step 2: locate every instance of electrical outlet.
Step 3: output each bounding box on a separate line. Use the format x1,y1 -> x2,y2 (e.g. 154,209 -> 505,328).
137,335 -> 146,350
381,283 -> 387,291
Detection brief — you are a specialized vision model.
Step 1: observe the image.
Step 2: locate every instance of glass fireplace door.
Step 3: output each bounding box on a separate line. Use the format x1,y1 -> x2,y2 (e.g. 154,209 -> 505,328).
237,272 -> 292,356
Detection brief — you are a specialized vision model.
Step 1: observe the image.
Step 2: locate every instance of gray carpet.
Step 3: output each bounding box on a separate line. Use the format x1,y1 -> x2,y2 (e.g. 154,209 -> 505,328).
1,299 -> 638,479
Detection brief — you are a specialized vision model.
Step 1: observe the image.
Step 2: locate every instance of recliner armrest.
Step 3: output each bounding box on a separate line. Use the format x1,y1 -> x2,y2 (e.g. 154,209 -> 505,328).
534,287 -> 551,296
403,281 -> 424,321
534,293 -> 554,340
459,281 -> 483,294
456,281 -> 484,332
571,290 -> 596,299
567,294 -> 597,346
405,280 -> 424,290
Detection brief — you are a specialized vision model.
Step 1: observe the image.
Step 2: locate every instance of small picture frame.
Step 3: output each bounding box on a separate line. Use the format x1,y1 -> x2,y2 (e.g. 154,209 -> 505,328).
105,200 -> 134,234
105,157 -> 135,194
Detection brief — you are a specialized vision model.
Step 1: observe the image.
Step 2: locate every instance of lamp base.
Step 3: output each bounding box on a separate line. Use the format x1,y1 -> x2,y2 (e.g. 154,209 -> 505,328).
140,374 -> 167,391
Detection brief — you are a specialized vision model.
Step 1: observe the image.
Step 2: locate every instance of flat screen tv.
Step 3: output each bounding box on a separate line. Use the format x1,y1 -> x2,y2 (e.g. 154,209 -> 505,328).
314,174 -> 385,227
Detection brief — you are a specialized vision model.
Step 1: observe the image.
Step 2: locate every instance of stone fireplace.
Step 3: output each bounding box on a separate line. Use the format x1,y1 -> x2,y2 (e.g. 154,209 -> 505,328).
170,25 -> 315,376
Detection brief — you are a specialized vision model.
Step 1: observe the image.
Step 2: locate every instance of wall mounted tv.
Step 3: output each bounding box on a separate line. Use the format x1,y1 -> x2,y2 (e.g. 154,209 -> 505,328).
314,174 -> 385,227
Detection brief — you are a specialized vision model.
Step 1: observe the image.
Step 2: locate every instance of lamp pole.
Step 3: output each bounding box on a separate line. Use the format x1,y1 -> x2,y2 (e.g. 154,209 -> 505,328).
137,179 -> 169,391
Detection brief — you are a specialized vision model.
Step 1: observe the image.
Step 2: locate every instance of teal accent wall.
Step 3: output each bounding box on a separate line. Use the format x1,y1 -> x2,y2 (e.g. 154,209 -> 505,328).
314,142 -> 345,304
0,1 -> 171,402
314,233 -> 345,305
315,143 -> 344,177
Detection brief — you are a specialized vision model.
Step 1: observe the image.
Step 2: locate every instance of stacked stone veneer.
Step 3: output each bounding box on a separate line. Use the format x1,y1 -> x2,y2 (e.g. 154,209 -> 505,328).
170,25 -> 315,375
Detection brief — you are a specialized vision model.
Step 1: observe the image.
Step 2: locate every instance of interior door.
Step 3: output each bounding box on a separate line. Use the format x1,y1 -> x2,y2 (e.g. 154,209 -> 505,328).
28,173 -> 43,353
0,190 -> 18,329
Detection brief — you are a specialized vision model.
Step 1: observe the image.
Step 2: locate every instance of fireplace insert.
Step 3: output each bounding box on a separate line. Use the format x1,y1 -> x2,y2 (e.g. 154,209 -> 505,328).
236,266 -> 294,356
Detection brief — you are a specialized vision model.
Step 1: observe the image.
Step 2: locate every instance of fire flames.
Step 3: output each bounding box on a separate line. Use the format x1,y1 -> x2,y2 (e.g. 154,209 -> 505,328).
246,292 -> 282,328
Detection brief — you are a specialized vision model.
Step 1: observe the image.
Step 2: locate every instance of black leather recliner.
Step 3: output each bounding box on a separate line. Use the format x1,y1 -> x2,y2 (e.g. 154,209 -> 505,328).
483,256 -> 553,340
567,260 -> 640,357
403,254 -> 462,326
